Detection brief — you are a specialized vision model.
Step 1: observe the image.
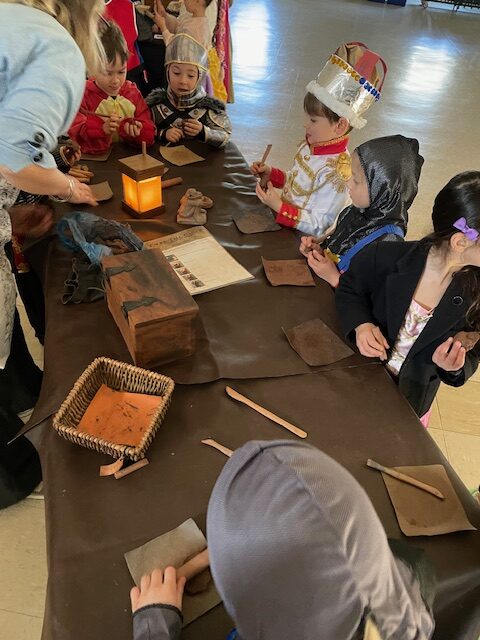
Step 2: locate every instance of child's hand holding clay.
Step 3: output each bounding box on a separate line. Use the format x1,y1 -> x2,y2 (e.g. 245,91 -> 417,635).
124,119 -> 143,138
103,114 -> 122,136
165,127 -> 183,144
250,161 -> 271,185
299,235 -> 321,257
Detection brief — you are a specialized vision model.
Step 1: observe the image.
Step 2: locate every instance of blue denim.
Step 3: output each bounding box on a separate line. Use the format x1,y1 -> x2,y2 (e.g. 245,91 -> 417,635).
57,211 -> 143,265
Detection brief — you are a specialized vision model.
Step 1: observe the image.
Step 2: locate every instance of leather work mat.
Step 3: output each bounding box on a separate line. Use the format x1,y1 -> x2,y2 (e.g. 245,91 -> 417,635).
24,142 -> 367,431
381,464 -> 476,537
283,317 -> 354,366
21,142 -> 480,640
262,257 -> 316,287
36,367 -> 480,640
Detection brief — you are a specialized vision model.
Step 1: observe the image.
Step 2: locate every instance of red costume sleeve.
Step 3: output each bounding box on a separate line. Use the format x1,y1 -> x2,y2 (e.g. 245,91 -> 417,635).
269,167 -> 286,188
118,85 -> 156,146
275,202 -> 300,229
68,88 -> 111,155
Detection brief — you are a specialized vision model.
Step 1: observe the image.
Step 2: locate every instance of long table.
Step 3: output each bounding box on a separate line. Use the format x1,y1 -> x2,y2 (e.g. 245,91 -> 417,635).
25,142 -> 480,640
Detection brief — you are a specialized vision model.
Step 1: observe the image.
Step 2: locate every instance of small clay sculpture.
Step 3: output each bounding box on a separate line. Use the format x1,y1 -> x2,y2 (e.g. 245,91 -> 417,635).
177,188 -> 214,226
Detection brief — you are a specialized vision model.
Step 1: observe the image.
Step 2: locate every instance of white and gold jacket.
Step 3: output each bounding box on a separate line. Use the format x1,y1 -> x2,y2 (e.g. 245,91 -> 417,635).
272,136 -> 351,237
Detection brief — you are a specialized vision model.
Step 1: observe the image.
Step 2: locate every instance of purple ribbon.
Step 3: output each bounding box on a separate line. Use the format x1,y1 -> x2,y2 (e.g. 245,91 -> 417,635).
453,217 -> 479,241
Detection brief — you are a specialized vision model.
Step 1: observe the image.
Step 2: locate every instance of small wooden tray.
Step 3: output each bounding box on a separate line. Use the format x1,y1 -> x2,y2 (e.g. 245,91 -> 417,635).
53,357 -> 174,461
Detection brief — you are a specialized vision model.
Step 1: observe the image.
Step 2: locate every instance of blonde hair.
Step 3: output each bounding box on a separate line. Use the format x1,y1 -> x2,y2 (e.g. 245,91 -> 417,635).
1,0 -> 106,74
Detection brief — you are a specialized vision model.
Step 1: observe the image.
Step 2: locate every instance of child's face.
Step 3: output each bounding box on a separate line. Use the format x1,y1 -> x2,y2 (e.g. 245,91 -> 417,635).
184,0 -> 202,12
168,63 -> 199,95
347,151 -> 370,209
95,55 -> 127,96
304,111 -> 340,146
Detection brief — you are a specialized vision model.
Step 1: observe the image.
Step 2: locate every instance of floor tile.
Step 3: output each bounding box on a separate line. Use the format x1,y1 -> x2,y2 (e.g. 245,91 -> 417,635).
428,428 -> 448,458
428,398 -> 442,429
444,431 -> 480,491
0,610 -> 42,640
0,500 -> 47,619
437,380 -> 480,436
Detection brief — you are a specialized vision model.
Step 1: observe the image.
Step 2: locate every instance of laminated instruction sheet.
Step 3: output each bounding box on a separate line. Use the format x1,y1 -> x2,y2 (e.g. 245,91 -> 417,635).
145,226 -> 253,295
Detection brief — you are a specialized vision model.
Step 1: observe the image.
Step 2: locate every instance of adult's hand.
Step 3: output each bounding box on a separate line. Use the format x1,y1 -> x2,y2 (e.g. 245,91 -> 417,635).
68,178 -> 98,207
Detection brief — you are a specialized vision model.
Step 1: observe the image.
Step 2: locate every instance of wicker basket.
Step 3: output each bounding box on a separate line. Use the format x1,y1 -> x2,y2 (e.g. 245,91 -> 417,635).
53,357 -> 175,461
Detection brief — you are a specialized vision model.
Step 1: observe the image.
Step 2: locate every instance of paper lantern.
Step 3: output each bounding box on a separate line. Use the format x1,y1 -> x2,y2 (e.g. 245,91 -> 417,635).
118,143 -> 165,218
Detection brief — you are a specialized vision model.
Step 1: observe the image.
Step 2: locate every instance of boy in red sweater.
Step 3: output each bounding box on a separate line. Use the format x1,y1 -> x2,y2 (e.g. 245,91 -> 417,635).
69,21 -> 155,155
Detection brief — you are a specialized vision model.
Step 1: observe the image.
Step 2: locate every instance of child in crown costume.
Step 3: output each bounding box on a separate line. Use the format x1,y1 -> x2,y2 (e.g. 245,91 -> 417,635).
252,42 -> 387,239
146,33 -> 231,149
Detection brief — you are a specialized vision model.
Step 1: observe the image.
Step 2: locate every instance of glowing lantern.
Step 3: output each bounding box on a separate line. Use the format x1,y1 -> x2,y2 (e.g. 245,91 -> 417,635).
118,142 -> 165,218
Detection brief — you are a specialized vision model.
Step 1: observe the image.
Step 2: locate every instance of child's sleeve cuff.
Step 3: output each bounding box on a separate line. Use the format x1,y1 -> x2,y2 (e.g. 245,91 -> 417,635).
275,202 -> 299,229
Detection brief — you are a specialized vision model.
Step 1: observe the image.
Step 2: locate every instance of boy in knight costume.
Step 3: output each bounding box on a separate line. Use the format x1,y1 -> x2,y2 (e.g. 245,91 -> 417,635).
252,42 -> 387,237
146,34 -> 231,149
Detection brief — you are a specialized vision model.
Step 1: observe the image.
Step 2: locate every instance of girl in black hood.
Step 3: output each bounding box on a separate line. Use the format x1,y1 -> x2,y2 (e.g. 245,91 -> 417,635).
300,135 -> 424,287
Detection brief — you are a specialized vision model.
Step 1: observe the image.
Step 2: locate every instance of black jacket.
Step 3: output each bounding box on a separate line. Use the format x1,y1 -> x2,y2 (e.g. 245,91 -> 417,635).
336,241 -> 479,417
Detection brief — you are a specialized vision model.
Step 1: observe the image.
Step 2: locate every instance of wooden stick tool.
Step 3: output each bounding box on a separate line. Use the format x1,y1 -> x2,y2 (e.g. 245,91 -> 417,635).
225,386 -> 307,439
201,438 -> 233,457
260,144 -> 272,165
366,459 -> 445,500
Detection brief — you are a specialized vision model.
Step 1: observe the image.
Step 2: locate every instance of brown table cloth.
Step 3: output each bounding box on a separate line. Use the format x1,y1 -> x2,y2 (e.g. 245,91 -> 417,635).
23,143 -> 480,640
24,141 -> 365,430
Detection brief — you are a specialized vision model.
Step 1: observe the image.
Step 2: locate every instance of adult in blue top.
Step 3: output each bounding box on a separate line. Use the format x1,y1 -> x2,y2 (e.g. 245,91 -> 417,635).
0,0 -> 104,508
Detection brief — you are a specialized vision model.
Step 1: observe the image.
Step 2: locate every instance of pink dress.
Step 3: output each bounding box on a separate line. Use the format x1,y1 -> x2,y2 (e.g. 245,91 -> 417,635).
386,299 -> 434,427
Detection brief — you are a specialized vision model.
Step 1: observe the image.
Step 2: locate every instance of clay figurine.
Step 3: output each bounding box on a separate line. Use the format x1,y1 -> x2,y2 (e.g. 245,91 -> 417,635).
177,188 -> 214,226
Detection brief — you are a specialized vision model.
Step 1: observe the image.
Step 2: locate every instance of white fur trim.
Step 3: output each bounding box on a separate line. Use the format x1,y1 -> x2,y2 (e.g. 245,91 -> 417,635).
305,82 -> 366,130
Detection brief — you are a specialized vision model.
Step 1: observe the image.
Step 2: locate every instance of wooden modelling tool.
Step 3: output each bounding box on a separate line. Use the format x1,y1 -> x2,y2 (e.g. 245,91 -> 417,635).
114,458 -> 149,480
225,386 -> 307,439
260,144 -> 272,165
162,177 -> 183,189
366,459 -> 445,500
259,144 -> 272,188
201,438 -> 233,457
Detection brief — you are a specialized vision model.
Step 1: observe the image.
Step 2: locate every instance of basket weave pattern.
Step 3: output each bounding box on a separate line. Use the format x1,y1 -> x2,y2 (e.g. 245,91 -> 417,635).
53,357 -> 175,461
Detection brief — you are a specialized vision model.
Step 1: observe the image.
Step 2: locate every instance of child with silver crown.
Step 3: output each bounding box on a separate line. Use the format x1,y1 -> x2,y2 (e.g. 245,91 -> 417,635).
146,33 -> 231,148
252,42 -> 387,238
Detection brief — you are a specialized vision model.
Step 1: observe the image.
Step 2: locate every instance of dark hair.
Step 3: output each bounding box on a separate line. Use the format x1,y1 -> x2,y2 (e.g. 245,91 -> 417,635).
303,92 -> 340,123
205,0 -> 214,5
100,20 -> 129,66
427,171 -> 480,329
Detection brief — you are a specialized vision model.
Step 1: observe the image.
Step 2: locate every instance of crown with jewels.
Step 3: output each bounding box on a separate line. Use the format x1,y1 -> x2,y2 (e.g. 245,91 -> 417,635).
306,42 -> 387,129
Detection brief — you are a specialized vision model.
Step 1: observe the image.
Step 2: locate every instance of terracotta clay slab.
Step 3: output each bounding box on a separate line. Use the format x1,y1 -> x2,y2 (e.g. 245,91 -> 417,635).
90,181 -> 113,202
160,145 -> 205,166
78,384 -> 163,447
454,331 -> 480,352
283,318 -> 354,366
382,464 -> 477,536
262,257 -> 315,287
125,519 -> 221,626
232,209 -> 280,234
81,147 -> 112,162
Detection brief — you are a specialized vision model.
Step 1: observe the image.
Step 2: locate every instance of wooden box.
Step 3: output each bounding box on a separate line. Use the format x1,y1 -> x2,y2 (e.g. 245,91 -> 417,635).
102,248 -> 199,368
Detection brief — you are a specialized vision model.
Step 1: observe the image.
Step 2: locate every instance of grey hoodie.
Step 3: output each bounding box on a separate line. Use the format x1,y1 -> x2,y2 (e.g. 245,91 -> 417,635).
133,440 -> 435,640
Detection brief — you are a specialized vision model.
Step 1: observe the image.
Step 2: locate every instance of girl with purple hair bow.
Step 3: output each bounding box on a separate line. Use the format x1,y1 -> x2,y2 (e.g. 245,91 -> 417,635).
336,171 -> 480,425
